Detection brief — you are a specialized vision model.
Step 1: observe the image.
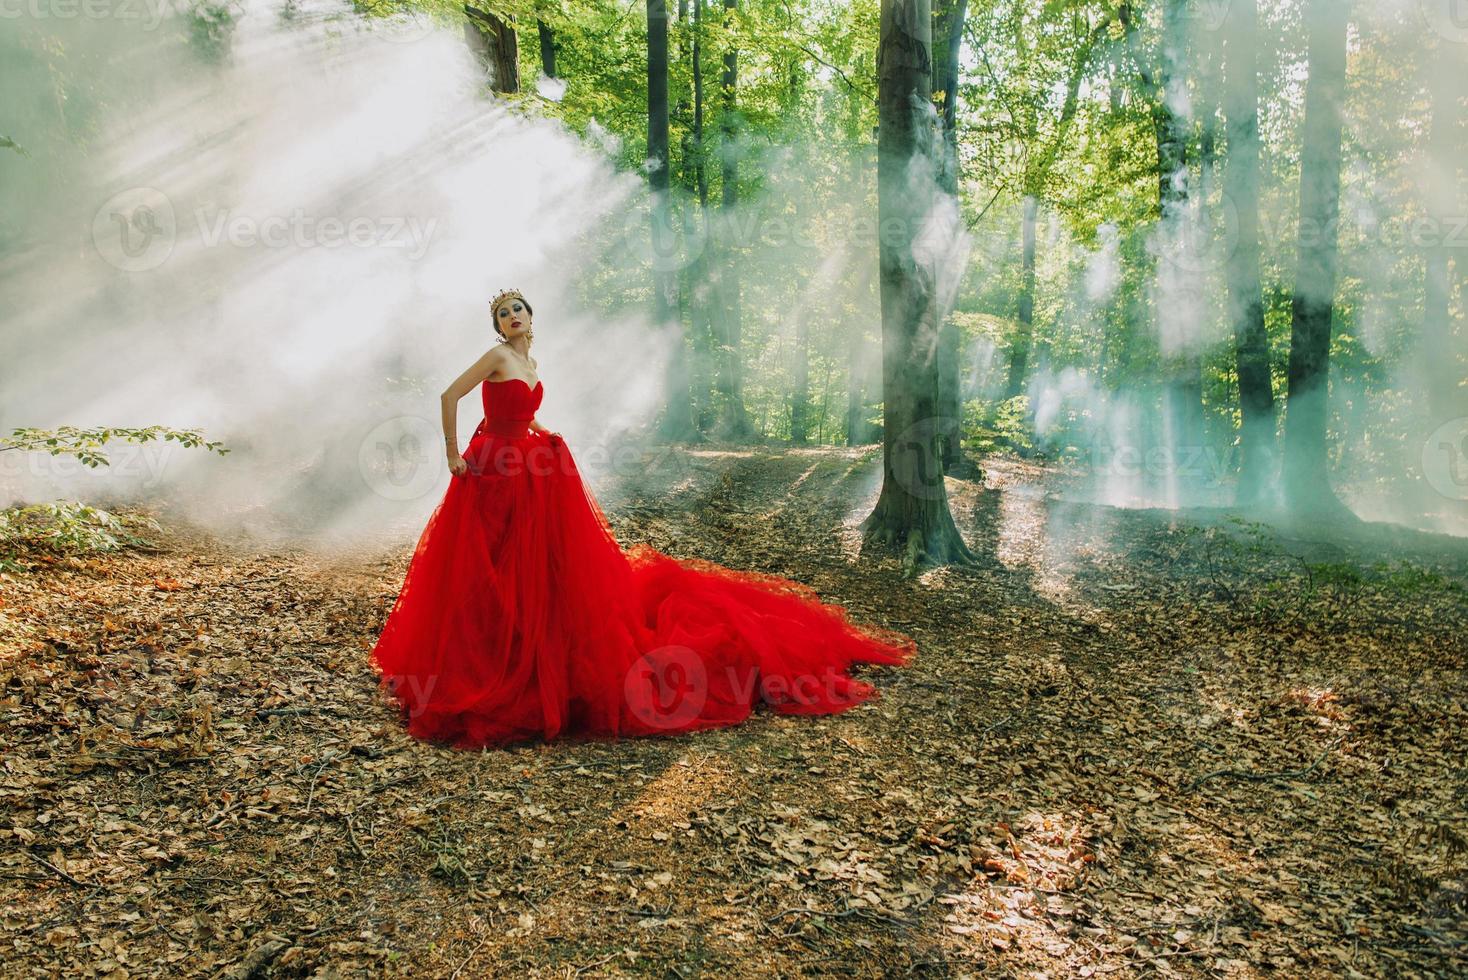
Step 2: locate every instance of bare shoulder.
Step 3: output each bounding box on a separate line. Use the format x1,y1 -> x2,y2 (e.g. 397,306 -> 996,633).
480,343 -> 511,373
470,343 -> 514,382
445,343 -> 509,397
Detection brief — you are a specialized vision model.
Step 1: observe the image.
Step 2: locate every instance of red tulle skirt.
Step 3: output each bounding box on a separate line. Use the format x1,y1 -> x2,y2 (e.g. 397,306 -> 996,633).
369,411 -> 915,749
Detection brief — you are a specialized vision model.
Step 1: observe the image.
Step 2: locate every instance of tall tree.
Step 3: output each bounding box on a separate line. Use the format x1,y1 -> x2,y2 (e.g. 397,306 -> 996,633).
536,17 -> 558,78
1221,0 -> 1276,504
1282,0 -> 1352,515
1130,0 -> 1205,487
931,0 -> 968,471
846,75 -> 878,449
861,0 -> 975,573
677,0 -> 717,432
464,5 -> 520,93
1007,194 -> 1039,397
709,0 -> 756,440
1116,0 -> 1207,497
988,6 -> 1113,399
791,313 -> 811,443
649,0 -> 696,441
1420,41 -> 1462,421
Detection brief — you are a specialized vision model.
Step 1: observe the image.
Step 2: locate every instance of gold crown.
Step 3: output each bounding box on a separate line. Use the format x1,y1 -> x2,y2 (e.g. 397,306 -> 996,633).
489,287 -> 526,314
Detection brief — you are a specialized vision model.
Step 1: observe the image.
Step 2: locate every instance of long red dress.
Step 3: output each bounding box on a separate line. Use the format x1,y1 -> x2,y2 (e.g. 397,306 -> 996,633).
369,375 -> 916,749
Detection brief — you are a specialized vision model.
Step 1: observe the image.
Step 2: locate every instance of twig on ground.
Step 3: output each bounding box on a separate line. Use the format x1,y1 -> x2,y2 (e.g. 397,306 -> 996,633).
303,751 -> 344,815
22,850 -> 94,889
449,931 -> 491,979
570,951 -> 621,977
343,815 -> 367,858
1189,737 -> 1344,791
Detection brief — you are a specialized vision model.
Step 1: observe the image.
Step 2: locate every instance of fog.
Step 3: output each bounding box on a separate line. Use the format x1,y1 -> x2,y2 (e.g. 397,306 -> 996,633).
957,0 -> 1468,536
0,0 -> 686,546
2,0 -> 1464,552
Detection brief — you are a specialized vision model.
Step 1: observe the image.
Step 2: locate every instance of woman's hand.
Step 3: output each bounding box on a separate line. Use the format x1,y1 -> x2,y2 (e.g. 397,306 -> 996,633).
447,454 -> 468,477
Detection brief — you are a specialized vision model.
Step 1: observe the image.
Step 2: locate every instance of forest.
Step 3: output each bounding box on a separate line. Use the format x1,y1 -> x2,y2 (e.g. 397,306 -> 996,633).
1,0 -> 1465,976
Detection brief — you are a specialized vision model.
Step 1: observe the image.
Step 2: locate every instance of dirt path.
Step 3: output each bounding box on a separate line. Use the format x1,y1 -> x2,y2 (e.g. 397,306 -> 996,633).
2,446 -> 1464,978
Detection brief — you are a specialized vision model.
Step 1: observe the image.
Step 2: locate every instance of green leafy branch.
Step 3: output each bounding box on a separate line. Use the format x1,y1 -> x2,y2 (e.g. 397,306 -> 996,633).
1,425 -> 230,469
0,501 -> 161,569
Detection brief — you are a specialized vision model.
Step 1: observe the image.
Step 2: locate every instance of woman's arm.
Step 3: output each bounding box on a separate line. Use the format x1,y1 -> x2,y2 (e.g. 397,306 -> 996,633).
441,347 -> 506,473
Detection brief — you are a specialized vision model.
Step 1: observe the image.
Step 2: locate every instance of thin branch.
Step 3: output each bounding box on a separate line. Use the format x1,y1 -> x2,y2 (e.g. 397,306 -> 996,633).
1189,737 -> 1345,791
23,850 -> 95,889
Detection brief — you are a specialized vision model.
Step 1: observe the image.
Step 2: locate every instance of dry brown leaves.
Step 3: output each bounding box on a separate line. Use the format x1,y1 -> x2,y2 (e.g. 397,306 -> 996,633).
0,447 -> 1464,978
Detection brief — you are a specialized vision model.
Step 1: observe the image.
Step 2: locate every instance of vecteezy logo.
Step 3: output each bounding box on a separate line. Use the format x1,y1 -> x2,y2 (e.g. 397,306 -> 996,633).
359,416 -> 443,501
1422,416 -> 1468,501
1156,191 -> 1242,276
1179,0 -> 1231,32
382,673 -> 439,717
91,187 -> 176,271
1420,0 -> 1468,43
611,193 -> 708,274
888,412 -> 962,501
624,645 -> 707,730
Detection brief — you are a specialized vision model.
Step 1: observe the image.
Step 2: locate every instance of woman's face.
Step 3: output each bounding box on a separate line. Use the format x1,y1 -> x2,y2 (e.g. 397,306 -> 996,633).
494,297 -> 532,339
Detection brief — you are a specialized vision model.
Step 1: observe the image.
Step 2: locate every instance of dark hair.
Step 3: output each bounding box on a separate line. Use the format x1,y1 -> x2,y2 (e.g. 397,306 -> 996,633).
493,296 -> 533,339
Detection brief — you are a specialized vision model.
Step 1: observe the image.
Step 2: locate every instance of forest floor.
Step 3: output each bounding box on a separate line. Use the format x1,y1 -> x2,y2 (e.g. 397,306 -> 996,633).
2,444 -> 1466,979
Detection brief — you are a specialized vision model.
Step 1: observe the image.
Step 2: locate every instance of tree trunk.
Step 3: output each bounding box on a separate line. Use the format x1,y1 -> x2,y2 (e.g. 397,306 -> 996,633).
1006,194 -> 1039,398
1221,0 -> 1276,505
846,335 -> 870,444
649,0 -> 695,442
464,5 -> 519,94
1282,0 -> 1351,515
1421,46 -> 1461,421
936,316 -> 962,466
695,0 -> 718,431
860,0 -> 975,575
815,360 -> 835,442
537,18 -> 557,78
930,0 -> 968,472
710,0 -> 756,441
1154,0 -> 1204,496
930,0 -> 967,190
851,57 -> 869,448
692,0 -> 708,205
791,314 -> 810,443
679,0 -> 715,431
1199,55 -> 1218,207
682,246 -> 715,432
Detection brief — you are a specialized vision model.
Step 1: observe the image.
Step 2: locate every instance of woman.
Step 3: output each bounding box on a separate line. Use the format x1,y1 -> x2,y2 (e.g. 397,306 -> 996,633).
369,288 -> 916,749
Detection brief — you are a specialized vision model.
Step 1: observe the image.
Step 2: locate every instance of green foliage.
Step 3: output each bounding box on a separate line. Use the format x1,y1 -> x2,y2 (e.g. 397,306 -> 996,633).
355,0 -> 464,31
7,0 -> 1460,508
1,426 -> 229,469
1372,562 -> 1462,595
185,0 -> 245,63
1293,558 -> 1463,600
0,426 -> 223,570
1301,560 -> 1366,593
0,501 -> 161,570
963,396 -> 1034,456
1224,517 -> 1285,557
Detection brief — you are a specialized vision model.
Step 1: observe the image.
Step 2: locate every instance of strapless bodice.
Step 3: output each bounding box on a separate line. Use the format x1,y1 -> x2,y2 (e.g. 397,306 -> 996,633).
474,377 -> 543,438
